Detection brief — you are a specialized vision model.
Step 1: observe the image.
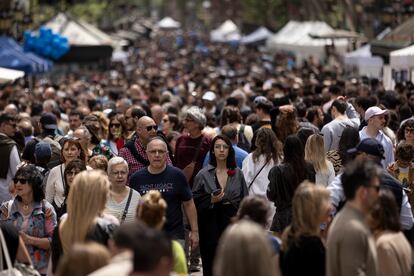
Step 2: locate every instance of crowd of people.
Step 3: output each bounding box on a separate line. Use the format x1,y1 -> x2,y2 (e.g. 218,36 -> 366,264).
1,31 -> 414,276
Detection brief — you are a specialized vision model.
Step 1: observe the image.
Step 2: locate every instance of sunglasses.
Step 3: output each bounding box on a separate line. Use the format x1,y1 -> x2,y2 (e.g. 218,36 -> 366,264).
145,125 -> 158,131
110,123 -> 121,128
13,178 -> 29,184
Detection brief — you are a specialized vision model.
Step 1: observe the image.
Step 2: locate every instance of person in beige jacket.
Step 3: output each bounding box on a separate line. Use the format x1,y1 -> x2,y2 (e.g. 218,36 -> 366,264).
326,160 -> 380,276
368,190 -> 412,276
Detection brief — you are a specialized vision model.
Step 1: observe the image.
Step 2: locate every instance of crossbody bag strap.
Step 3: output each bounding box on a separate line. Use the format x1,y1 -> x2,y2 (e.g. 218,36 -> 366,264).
125,138 -> 150,166
60,164 -> 66,192
248,160 -> 269,190
121,189 -> 133,223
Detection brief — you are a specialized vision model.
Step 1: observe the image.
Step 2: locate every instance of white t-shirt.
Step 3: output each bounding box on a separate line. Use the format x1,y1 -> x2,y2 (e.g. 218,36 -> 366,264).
105,188 -> 141,224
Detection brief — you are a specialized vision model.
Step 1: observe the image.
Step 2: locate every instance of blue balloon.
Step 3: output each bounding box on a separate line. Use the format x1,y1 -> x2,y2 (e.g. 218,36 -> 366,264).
39,26 -> 48,38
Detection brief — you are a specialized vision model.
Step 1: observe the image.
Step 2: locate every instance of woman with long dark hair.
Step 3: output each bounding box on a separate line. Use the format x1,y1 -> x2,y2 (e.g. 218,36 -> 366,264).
192,134 -> 248,276
242,128 -> 282,228
267,134 -> 315,234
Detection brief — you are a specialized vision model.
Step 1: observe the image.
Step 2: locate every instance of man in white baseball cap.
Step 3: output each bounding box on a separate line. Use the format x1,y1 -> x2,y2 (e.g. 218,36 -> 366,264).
359,106 -> 394,169
202,91 -> 217,116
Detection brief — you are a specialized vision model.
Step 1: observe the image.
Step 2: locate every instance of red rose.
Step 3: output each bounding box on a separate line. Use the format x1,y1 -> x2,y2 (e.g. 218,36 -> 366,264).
227,169 -> 236,176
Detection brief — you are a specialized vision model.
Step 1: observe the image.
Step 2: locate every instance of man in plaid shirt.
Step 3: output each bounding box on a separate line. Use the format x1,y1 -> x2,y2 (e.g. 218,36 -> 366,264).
119,116 -> 172,181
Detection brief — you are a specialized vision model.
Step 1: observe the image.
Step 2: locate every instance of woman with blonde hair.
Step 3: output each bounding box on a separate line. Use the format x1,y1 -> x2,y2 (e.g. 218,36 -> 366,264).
214,220 -> 277,276
279,181 -> 331,276
51,170 -> 118,273
136,190 -> 188,275
305,134 -> 335,186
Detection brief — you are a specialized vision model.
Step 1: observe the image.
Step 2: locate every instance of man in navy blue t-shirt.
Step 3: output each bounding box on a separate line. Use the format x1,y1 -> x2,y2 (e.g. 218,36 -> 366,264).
130,137 -> 199,249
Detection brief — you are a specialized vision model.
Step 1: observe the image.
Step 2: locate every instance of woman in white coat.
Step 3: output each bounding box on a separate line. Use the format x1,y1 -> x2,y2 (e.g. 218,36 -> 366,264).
242,128 -> 282,228
45,139 -> 87,211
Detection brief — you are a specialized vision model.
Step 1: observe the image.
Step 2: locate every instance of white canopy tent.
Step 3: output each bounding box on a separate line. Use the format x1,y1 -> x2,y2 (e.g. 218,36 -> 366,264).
157,17 -> 181,29
241,27 -> 273,44
46,13 -> 114,46
344,44 -> 383,77
210,20 -> 241,42
267,21 -> 348,62
390,44 -> 414,70
0,67 -> 24,84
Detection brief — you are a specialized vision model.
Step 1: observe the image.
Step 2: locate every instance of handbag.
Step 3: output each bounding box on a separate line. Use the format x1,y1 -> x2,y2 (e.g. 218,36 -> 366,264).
0,228 -> 22,276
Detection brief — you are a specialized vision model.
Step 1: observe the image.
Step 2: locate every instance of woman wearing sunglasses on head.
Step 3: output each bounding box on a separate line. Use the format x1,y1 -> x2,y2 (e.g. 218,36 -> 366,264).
0,164 -> 57,275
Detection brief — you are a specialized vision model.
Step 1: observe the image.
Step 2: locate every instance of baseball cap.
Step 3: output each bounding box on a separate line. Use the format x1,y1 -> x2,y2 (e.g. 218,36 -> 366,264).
365,106 -> 388,121
35,142 -> 52,160
347,138 -> 385,159
202,91 -> 216,102
40,112 -> 57,130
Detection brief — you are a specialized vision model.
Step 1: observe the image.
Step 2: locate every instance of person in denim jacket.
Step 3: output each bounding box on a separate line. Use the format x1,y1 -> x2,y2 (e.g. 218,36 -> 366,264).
0,164 -> 57,274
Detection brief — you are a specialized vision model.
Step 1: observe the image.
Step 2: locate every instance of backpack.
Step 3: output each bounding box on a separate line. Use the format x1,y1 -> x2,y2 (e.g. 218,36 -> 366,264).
237,124 -> 251,153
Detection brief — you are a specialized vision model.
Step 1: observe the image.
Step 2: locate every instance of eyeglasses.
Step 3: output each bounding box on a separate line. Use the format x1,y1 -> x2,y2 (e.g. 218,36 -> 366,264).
145,125 -> 158,131
13,178 -> 29,184
110,123 -> 121,128
111,171 -> 128,176
366,185 -> 380,192
147,149 -> 167,155
405,128 -> 414,134
214,144 -> 230,150
66,170 -> 80,177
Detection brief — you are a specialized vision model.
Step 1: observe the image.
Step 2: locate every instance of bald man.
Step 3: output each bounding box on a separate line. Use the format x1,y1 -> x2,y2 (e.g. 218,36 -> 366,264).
119,116 -> 172,179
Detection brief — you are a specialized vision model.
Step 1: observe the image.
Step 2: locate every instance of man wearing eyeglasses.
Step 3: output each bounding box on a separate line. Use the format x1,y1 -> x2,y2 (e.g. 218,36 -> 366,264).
119,116 -> 172,180
130,137 -> 199,253
0,113 -> 20,204
327,160 -> 381,276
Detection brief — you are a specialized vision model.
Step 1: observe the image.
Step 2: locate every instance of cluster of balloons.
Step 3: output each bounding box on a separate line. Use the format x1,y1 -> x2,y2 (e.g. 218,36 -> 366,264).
24,27 -> 70,60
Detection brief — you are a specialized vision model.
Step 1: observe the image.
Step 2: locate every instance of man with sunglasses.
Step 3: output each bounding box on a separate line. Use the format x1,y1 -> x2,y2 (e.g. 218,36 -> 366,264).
328,138 -> 414,231
119,116 -> 172,180
0,113 -> 20,204
327,160 -> 381,276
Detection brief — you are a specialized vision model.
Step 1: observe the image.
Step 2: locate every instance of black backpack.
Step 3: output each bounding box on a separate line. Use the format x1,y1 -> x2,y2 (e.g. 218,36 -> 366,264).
237,124 -> 251,153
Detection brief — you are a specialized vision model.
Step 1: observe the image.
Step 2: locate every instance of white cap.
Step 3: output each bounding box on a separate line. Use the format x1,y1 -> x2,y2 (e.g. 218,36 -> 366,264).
365,106 -> 388,121
202,91 -> 216,101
